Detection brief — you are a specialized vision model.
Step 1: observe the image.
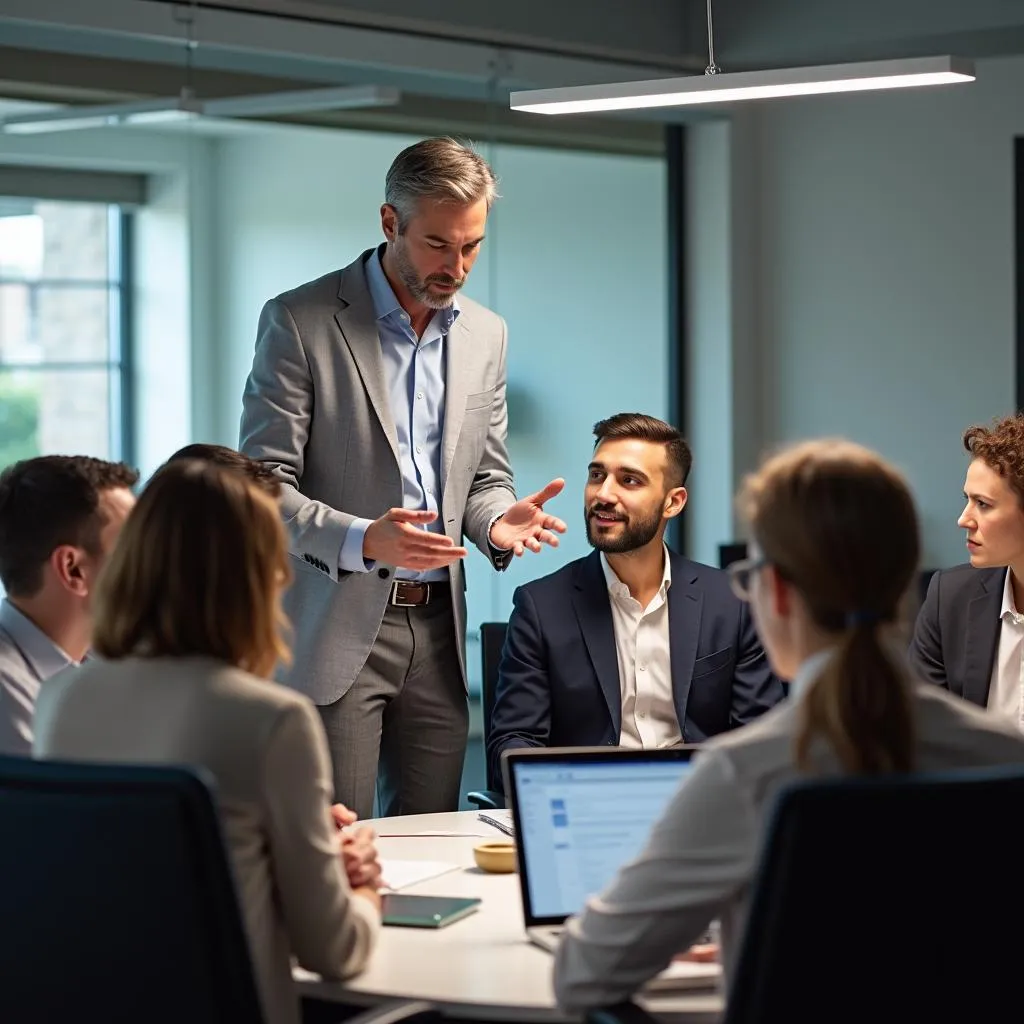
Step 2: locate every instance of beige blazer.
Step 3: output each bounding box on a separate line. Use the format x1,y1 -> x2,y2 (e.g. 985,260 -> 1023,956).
239,250 -> 516,705
33,655 -> 379,1024
553,654 -> 1024,1012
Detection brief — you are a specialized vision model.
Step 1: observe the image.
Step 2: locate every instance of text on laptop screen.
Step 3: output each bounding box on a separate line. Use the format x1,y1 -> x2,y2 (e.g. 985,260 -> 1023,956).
513,759 -> 694,919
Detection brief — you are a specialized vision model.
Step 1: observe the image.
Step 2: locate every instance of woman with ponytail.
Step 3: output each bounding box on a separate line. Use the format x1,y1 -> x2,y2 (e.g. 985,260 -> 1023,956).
554,439 -> 1024,1013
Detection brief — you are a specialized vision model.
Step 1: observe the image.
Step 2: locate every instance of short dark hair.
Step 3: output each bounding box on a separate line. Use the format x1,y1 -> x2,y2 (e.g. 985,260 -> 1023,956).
0,455 -> 140,597
165,444 -> 281,499
963,414 -> 1024,505
593,413 -> 693,487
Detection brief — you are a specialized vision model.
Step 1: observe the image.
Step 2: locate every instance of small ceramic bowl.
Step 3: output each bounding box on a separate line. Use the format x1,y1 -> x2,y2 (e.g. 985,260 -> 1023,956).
473,841 -> 517,873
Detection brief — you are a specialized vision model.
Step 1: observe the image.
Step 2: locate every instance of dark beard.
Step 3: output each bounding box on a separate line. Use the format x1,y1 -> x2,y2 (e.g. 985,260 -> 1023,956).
585,505 -> 662,553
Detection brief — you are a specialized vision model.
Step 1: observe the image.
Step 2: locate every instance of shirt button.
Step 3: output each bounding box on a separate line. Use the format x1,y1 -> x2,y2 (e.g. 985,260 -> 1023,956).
400,313 -> 409,322
416,446 -> 422,454
639,712 -> 647,719
638,664 -> 646,672
417,392 -> 424,400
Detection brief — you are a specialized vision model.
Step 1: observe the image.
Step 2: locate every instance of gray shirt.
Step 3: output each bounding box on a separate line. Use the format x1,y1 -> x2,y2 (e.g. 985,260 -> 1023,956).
0,598 -> 72,755
553,649 -> 1024,1011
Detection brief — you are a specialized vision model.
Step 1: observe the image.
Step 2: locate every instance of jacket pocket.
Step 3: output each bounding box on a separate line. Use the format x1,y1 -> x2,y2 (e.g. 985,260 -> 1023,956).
692,646 -> 732,679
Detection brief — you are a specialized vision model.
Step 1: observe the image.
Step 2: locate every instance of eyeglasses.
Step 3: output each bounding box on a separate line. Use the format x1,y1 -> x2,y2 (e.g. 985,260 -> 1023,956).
726,556 -> 769,602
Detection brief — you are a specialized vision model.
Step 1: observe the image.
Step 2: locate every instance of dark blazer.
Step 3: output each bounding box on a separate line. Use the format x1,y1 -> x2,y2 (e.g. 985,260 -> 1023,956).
909,563 -> 1005,707
487,549 -> 785,786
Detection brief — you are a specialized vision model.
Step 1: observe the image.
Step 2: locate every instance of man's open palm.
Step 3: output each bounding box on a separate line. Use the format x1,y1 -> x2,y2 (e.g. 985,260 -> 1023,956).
489,478 -> 567,556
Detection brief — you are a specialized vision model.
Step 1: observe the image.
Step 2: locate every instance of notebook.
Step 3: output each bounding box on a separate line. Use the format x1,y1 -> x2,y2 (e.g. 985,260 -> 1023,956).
477,808 -> 514,836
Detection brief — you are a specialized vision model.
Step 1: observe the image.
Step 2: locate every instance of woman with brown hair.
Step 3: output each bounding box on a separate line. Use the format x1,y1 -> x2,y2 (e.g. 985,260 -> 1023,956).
553,439 -> 1024,1013
33,459 -> 381,1024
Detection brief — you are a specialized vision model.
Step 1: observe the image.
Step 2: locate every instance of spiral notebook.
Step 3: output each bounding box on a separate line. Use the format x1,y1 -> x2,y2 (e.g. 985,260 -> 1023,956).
477,809 -> 514,836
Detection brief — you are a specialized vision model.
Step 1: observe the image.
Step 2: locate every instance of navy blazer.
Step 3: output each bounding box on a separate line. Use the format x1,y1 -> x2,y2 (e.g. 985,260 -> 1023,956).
909,564 -> 1004,707
487,549 -> 785,787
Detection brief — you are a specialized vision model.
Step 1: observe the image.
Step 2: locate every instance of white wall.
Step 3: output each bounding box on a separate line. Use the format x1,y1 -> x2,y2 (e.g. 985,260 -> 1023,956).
701,56 -> 1024,570
212,125 -> 667,686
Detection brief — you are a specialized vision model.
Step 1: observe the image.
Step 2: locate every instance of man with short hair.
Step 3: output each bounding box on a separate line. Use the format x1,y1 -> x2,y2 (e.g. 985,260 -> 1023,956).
488,413 -> 785,787
911,412 -> 1024,731
240,137 -> 566,818
0,455 -> 138,754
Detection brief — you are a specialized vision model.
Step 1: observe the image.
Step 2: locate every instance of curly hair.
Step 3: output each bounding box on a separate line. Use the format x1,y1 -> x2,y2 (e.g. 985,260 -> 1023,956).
962,414 -> 1024,504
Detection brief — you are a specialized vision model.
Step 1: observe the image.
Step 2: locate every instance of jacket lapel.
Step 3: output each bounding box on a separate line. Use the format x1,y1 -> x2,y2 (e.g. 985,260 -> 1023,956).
335,255 -> 399,464
571,552 -> 622,735
667,553 -> 702,729
963,568 -> 1005,706
441,316 -> 472,491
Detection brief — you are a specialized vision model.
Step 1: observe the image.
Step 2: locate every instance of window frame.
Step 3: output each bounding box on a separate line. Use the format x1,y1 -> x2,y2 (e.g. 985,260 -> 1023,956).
0,201 -> 134,466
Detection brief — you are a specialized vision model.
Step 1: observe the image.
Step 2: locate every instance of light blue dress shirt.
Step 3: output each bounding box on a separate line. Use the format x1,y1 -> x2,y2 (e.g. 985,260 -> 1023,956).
339,247 -> 459,582
0,597 -> 73,755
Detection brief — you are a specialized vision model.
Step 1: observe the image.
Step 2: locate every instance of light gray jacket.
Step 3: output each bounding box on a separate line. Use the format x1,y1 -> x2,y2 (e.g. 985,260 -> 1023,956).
239,250 -> 515,704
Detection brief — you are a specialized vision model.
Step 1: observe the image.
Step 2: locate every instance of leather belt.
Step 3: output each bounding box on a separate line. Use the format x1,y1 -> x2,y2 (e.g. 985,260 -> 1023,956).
389,580 -> 449,607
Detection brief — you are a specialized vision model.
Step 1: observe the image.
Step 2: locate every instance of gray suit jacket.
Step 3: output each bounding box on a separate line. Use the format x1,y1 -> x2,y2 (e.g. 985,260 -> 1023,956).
240,249 -> 516,705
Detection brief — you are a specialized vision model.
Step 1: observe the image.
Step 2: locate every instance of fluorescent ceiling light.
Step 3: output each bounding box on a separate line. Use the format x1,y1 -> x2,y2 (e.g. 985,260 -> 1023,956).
509,56 -> 975,115
1,85 -> 400,135
203,84 -> 400,118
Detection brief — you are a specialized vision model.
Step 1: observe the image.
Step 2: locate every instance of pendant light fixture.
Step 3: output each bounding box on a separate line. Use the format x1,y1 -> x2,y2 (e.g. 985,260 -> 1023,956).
510,0 -> 974,115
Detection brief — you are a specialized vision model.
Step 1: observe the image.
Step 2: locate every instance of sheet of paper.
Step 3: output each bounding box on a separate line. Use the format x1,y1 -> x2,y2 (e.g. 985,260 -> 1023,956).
376,829 -> 489,837
379,858 -> 461,892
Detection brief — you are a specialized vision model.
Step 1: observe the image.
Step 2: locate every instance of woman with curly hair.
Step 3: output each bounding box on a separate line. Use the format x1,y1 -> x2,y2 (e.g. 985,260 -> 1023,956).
911,413 -> 1024,732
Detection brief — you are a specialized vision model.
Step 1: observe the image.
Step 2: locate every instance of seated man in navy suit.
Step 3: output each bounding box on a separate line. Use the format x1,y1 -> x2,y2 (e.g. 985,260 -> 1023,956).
488,413 -> 785,786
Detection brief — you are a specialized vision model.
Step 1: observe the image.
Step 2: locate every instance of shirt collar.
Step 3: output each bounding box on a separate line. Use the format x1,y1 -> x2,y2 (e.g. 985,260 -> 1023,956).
600,544 -> 672,600
788,647 -> 837,701
366,245 -> 460,333
0,598 -> 75,681
1000,569 -> 1022,622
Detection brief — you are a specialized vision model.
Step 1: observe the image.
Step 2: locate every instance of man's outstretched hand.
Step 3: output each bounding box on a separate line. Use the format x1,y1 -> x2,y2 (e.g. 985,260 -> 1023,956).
363,508 -> 468,570
489,479 -> 567,557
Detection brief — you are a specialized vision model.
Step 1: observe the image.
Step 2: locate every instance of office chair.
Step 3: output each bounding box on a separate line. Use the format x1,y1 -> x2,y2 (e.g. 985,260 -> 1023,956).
588,766 -> 1024,1024
0,756 -> 265,1024
466,620 -> 507,809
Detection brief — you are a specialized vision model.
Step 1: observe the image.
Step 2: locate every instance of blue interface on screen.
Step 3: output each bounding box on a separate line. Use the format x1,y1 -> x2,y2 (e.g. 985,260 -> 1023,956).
514,759 -> 694,918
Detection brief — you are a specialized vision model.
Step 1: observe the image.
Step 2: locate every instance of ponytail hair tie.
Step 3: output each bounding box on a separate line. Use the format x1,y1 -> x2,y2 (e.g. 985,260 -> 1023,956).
845,609 -> 884,629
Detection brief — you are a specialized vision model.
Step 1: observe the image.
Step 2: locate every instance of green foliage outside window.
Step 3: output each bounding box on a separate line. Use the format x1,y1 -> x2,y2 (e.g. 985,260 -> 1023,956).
0,377 -> 41,469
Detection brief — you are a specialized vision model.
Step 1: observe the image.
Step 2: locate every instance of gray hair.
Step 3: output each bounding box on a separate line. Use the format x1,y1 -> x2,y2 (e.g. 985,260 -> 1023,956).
385,137 -> 499,226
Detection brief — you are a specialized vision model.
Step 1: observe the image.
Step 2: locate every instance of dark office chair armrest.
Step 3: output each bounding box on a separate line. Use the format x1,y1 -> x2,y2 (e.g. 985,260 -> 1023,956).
465,789 -> 505,810
586,1003 -> 662,1024
345,999 -> 443,1024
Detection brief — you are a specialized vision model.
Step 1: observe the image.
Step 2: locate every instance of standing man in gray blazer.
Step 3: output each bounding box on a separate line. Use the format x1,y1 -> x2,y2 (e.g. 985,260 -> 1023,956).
240,137 -> 566,819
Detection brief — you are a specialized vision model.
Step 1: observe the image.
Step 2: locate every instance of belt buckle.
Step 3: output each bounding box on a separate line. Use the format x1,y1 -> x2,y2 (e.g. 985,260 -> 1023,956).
392,581 -> 429,607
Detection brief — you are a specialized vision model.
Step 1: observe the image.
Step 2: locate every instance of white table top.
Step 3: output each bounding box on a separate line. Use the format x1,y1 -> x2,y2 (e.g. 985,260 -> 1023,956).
294,811 -> 724,1022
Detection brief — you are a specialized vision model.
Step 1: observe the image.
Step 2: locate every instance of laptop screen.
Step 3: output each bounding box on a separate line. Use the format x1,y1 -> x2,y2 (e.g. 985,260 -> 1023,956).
509,753 -> 695,924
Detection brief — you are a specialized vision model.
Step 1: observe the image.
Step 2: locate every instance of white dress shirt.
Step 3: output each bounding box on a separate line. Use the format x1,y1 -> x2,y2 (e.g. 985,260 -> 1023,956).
986,569 -> 1024,733
553,648 -> 1024,1012
600,546 -> 682,749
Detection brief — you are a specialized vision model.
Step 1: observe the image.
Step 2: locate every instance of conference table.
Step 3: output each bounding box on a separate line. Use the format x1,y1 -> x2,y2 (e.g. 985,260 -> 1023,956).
293,810 -> 725,1023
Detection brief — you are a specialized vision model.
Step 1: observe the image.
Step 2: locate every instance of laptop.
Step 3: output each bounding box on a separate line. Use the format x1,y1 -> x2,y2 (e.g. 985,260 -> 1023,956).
503,746 -> 719,991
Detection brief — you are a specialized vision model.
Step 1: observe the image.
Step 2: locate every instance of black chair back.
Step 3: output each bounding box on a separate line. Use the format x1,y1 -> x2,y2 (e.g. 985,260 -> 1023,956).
725,767 -> 1024,1024
479,621 -> 508,791
0,756 -> 264,1024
